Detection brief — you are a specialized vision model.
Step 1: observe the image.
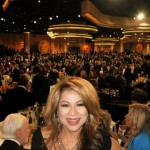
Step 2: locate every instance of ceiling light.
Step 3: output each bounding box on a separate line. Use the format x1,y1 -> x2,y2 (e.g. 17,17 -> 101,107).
47,24 -> 98,32
33,20 -> 37,24
137,13 -> 144,20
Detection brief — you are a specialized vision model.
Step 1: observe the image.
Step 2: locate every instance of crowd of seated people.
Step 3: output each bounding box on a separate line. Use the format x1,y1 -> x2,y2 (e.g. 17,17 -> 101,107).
1,77 -> 149,150
0,45 -> 150,149
0,46 -> 150,120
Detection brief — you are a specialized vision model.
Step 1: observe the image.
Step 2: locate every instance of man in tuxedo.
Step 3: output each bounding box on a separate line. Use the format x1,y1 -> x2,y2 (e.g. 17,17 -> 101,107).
31,65 -> 54,105
112,68 -> 127,100
43,64 -> 58,84
0,113 -> 30,150
0,75 -> 34,121
9,61 -> 20,83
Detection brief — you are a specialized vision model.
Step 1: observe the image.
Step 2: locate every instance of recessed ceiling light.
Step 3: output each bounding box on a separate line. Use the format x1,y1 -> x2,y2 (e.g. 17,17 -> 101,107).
137,13 -> 145,20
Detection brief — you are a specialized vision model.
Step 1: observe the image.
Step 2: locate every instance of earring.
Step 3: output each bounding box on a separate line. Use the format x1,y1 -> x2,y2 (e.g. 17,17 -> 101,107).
57,116 -> 62,131
85,115 -> 90,127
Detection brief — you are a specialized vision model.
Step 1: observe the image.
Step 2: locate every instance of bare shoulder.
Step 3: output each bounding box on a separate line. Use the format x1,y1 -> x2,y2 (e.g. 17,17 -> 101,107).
111,138 -> 126,150
41,126 -> 51,139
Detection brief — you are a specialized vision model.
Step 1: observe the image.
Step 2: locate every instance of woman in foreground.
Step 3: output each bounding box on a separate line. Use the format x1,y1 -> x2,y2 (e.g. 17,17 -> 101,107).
31,76 -> 124,150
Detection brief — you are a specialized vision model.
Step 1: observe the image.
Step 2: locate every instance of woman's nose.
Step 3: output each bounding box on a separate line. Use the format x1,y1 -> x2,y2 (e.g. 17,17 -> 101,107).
68,106 -> 78,115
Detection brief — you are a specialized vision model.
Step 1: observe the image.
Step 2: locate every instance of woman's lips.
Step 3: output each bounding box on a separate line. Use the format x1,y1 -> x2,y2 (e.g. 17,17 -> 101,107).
67,118 -> 80,125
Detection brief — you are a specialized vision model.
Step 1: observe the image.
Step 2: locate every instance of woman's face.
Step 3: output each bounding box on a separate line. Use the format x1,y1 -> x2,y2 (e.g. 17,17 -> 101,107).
125,111 -> 132,128
58,89 -> 88,133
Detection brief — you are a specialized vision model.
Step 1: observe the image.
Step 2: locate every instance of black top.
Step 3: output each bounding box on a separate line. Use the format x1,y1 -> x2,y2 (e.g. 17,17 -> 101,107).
0,140 -> 24,150
31,127 -> 111,150
31,127 -> 47,150
100,130 -> 112,150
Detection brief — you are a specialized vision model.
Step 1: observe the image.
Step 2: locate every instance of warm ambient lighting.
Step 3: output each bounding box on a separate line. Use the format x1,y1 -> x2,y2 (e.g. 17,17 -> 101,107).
81,0 -> 150,29
137,13 -> 145,20
2,0 -> 10,11
92,38 -> 119,46
47,32 -> 93,39
47,23 -> 98,39
94,43 -> 115,46
92,38 -> 119,42
122,27 -> 150,42
47,24 -> 98,32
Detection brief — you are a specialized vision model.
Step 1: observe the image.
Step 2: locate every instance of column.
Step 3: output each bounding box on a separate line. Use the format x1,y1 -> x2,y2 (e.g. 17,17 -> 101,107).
24,32 -> 30,54
119,38 -> 124,53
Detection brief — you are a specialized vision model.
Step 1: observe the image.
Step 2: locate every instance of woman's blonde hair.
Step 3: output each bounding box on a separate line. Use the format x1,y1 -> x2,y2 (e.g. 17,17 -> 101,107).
44,76 -> 102,149
129,103 -> 150,135
125,103 -> 150,148
99,110 -> 112,132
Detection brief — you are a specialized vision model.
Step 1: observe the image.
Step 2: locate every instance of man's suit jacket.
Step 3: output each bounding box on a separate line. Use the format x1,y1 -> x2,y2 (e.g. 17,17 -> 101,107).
0,140 -> 24,150
0,86 -> 34,121
31,73 -> 47,104
10,67 -> 20,82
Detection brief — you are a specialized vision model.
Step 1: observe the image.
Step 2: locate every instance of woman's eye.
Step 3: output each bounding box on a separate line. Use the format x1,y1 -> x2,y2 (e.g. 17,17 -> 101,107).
77,103 -> 84,106
61,104 -> 69,107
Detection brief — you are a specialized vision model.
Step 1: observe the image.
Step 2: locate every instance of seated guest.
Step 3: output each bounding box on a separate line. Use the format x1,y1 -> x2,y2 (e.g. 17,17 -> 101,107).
131,88 -> 150,106
80,62 -> 94,80
9,61 -> 20,83
0,113 -> 30,150
124,78 -> 133,100
124,104 -> 150,149
31,65 -> 47,105
119,88 -> 150,146
133,82 -> 150,100
0,75 -> 34,121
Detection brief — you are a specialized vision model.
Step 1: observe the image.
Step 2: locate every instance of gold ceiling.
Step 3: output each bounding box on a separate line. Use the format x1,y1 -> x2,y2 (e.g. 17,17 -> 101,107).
81,0 -> 150,29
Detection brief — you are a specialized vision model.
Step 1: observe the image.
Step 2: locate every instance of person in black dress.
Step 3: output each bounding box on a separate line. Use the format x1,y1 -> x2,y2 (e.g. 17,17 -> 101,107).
31,76 -> 124,150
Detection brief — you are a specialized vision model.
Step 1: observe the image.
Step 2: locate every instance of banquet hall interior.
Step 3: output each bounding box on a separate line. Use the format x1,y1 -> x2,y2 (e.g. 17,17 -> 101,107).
0,1 -> 150,147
